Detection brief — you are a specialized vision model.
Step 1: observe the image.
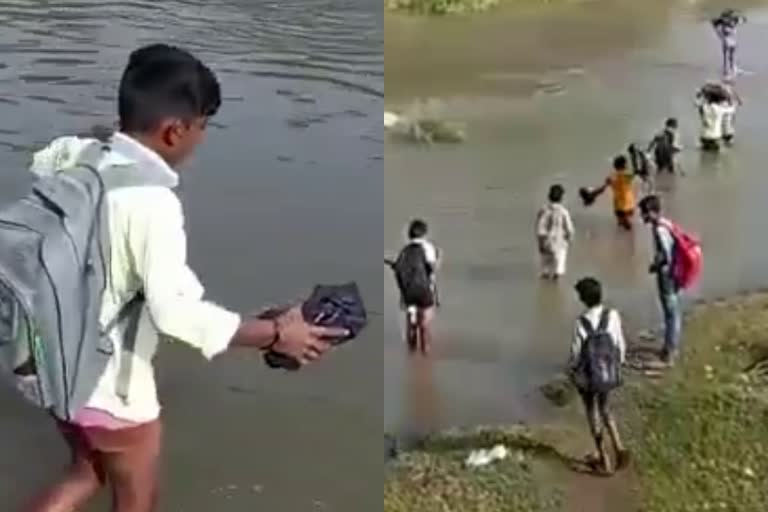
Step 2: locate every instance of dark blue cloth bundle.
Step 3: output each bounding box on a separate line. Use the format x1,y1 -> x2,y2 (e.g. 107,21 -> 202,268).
263,282 -> 367,370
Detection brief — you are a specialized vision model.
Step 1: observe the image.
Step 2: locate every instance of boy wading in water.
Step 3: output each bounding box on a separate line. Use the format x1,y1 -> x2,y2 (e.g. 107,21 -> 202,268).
712,9 -> 746,79
23,44 -> 346,512
593,155 -> 637,231
569,277 -> 629,476
647,118 -> 681,174
536,184 -> 574,280
695,83 -> 735,153
390,219 -> 441,354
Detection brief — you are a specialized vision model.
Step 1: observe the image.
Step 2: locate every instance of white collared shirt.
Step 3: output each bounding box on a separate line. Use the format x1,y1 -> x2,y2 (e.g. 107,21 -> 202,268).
696,99 -> 735,140
30,132 -> 241,423
409,237 -> 439,267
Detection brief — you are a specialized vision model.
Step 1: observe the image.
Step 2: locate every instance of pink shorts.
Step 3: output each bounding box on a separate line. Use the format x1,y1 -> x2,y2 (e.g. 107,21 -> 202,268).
72,407 -> 140,430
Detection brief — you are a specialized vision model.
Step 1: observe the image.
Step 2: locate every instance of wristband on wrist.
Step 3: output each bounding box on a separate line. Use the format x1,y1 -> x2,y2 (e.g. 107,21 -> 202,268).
265,318 -> 281,351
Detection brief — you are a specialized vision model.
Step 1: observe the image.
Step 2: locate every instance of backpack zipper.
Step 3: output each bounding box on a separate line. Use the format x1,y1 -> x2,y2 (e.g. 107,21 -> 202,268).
0,239 -> 46,409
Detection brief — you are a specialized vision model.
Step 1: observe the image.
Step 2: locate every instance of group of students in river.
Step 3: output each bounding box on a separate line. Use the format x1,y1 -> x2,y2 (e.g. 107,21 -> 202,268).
387,10 -> 745,476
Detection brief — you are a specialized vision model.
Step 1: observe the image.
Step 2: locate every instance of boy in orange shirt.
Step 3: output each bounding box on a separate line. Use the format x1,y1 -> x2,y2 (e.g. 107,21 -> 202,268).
594,155 -> 636,231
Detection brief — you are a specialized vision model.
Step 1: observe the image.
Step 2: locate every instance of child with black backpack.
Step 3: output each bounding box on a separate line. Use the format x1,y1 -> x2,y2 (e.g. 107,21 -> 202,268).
647,118 -> 681,174
569,277 -> 630,475
387,219 -> 441,354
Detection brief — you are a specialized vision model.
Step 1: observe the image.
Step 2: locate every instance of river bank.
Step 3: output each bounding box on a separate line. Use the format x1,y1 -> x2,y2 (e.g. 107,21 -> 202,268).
385,0 -> 501,15
384,293 -> 768,511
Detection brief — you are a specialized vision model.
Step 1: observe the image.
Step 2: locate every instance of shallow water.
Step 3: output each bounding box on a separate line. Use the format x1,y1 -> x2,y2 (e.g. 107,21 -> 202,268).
0,1 -> 382,510
385,0 -> 768,435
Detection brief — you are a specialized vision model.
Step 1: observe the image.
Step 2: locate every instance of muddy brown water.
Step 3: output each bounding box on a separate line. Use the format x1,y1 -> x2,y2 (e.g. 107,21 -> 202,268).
385,0 -> 768,438
0,1 -> 382,510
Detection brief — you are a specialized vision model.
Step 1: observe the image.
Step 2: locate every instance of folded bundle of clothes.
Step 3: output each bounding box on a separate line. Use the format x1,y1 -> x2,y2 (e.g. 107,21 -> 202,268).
263,282 -> 367,370
698,82 -> 730,103
579,186 -> 601,207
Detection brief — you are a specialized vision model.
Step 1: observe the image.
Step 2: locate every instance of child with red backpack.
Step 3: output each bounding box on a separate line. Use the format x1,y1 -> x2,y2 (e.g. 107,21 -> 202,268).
639,195 -> 702,366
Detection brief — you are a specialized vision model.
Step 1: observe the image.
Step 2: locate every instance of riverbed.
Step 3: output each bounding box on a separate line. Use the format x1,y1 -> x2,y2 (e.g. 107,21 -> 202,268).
385,0 -> 768,434
0,1 -> 382,510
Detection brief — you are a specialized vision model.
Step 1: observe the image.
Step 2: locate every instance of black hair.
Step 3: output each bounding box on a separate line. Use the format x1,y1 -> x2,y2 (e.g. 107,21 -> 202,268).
639,194 -> 662,214
575,277 -> 602,308
118,44 -> 222,133
548,184 -> 565,203
665,118 -> 678,129
408,219 -> 428,239
613,155 -> 628,170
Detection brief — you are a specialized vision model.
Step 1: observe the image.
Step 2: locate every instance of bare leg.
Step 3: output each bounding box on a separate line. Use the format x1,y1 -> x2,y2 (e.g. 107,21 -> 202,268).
722,45 -> 727,77
419,307 -> 435,355
405,309 -> 418,353
580,392 -> 612,474
97,421 -> 162,512
598,393 -> 629,470
23,421 -> 105,512
727,46 -> 736,76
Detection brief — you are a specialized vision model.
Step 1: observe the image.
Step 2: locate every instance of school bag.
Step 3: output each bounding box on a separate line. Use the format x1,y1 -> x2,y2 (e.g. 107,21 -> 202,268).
0,140 -> 164,421
391,243 -> 432,306
659,219 -> 703,290
572,308 -> 622,393
628,144 -> 650,179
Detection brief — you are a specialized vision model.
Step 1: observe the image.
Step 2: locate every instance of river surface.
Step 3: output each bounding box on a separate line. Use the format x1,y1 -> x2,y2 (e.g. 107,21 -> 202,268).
385,0 -> 768,435
0,1 -> 382,510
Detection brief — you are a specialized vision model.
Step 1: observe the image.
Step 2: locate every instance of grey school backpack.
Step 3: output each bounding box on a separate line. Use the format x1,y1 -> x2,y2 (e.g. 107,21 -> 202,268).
0,140 -> 162,421
573,309 -> 622,393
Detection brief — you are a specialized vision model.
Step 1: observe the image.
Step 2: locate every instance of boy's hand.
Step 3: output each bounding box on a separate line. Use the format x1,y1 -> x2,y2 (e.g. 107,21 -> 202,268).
272,306 -> 347,366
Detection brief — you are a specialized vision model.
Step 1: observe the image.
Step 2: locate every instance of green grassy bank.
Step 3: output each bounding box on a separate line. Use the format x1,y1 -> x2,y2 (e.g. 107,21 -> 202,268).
385,295 -> 768,511
384,0 -> 502,15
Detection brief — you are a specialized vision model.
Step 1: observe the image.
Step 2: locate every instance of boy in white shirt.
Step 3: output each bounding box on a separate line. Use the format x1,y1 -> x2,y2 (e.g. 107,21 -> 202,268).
695,84 -> 736,152
536,184 -> 574,280
569,277 -> 630,475
23,44 -> 346,512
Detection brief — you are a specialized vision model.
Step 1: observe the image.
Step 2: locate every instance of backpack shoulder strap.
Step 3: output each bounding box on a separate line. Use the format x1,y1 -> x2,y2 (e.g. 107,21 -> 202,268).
597,308 -> 612,332
114,293 -> 145,404
578,315 -> 596,337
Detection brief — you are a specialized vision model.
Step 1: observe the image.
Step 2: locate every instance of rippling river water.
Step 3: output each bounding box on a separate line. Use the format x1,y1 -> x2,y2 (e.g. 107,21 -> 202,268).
0,1 -> 382,510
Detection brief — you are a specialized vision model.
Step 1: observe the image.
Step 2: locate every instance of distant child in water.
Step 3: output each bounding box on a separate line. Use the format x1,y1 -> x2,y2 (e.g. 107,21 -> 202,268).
390,219 -> 441,354
712,9 -> 746,78
647,118 -> 681,174
695,84 -> 735,152
536,184 -> 574,280
591,155 -> 636,231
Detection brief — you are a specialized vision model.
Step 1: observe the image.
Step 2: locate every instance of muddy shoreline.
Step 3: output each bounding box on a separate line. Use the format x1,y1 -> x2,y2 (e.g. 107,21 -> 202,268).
384,293 -> 768,511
